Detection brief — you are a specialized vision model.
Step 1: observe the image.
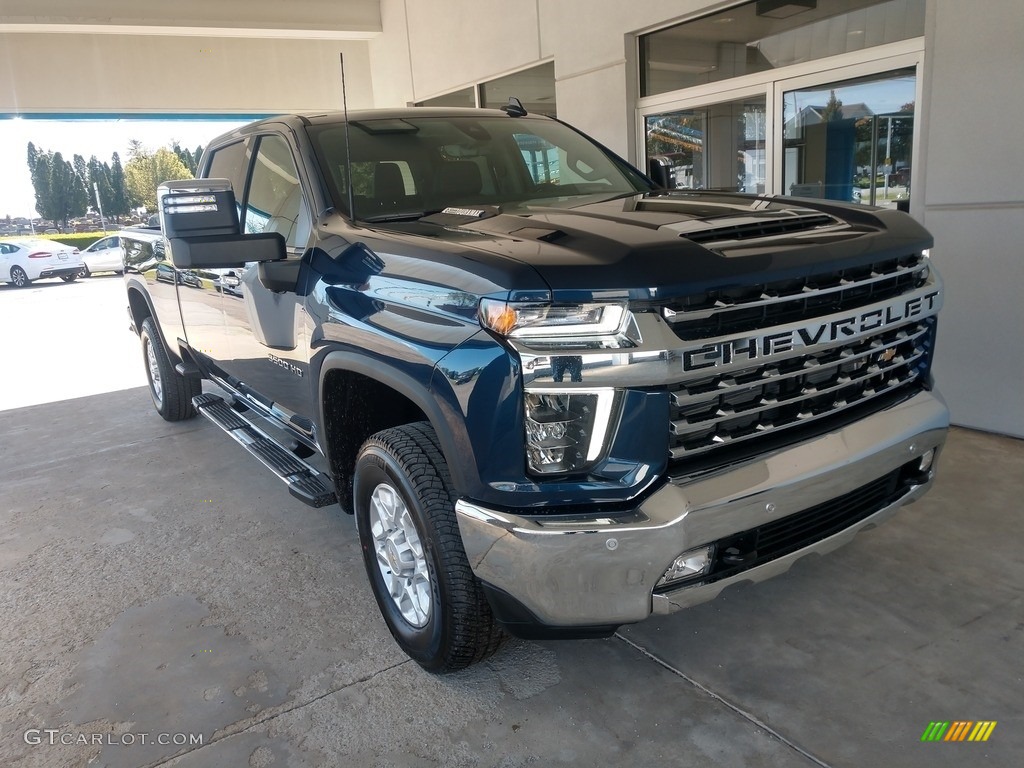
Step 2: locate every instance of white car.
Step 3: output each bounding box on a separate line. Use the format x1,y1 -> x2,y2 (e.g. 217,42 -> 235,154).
0,239 -> 85,287
79,234 -> 123,276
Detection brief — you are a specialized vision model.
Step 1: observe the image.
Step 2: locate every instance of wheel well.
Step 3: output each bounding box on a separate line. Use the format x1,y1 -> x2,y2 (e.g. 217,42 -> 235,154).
322,368 -> 428,512
127,286 -> 152,330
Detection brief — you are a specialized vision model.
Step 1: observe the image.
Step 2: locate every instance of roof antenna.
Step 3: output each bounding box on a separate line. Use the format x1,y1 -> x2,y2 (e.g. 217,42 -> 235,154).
339,52 -> 357,224
500,97 -> 528,117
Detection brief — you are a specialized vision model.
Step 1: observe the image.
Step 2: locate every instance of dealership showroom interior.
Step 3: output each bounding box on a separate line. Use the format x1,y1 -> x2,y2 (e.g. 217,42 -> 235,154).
1,0 -> 1021,765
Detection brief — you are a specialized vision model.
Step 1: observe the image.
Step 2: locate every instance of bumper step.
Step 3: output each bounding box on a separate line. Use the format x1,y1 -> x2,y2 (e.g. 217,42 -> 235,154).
192,393 -> 336,508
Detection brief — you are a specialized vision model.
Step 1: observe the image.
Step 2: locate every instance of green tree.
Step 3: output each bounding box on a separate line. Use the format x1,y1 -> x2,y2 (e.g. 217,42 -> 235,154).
108,152 -> 129,219
87,155 -> 115,223
124,146 -> 193,211
44,152 -> 79,228
172,142 -> 199,175
27,142 -> 51,219
70,154 -> 90,221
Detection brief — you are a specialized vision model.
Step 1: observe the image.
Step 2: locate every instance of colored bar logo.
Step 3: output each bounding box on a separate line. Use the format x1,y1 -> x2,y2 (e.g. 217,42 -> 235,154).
921,721 -> 997,742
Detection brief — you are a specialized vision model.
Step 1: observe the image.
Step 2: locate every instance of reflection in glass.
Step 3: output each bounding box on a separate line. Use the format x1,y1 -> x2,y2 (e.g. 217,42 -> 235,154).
416,87 -> 477,109
646,96 -> 766,193
640,0 -> 924,97
783,68 -> 915,207
480,62 -> 556,116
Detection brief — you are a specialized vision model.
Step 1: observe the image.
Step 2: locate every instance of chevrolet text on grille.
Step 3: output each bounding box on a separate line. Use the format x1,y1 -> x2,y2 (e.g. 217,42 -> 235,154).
681,290 -> 940,371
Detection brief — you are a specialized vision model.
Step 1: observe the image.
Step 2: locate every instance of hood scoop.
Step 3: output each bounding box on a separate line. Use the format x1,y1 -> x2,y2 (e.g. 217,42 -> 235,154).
666,213 -> 841,245
508,226 -> 569,243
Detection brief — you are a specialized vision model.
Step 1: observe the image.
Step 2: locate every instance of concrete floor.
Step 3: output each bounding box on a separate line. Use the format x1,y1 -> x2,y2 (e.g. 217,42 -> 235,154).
1,278 -> 1021,767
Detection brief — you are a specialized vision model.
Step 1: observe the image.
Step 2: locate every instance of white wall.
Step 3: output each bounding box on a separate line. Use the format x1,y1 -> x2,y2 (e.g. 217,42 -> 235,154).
366,0 -> 413,108
403,0 -> 543,100
919,0 -> 1024,437
0,34 -> 375,114
371,0 -> 720,154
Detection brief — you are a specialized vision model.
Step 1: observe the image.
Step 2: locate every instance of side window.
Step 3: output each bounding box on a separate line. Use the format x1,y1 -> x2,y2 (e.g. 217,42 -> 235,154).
206,141 -> 250,226
244,134 -> 311,251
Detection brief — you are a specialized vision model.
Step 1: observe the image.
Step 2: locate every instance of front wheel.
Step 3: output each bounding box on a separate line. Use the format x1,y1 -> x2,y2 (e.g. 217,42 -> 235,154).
354,422 -> 505,672
140,317 -> 201,421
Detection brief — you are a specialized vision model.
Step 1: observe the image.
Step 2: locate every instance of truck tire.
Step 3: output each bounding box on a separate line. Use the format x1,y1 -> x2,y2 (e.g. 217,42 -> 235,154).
140,317 -> 201,421
354,422 -> 506,672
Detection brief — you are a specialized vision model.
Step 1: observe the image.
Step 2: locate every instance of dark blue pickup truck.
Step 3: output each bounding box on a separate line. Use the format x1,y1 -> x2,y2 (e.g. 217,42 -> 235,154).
123,105 -> 948,671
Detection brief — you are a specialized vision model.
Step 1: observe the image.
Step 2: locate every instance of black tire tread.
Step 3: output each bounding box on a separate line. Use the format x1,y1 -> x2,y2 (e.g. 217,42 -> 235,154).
141,317 -> 201,422
360,422 -> 506,671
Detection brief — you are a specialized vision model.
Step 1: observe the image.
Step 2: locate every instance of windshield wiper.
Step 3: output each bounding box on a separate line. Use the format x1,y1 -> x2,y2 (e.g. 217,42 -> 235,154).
359,210 -> 444,223
361,205 -> 501,224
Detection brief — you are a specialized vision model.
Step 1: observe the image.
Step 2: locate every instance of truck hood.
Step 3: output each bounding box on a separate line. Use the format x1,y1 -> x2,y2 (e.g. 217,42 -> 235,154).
371,191 -> 933,302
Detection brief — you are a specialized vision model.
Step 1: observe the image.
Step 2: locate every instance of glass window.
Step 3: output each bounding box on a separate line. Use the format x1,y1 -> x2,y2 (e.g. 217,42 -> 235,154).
514,133 -> 560,185
309,115 -> 649,222
416,87 -> 477,108
646,96 -> 766,193
480,62 -> 556,116
640,0 -> 924,97
244,135 -> 310,250
206,140 -> 250,225
417,63 -> 557,116
782,68 -> 915,206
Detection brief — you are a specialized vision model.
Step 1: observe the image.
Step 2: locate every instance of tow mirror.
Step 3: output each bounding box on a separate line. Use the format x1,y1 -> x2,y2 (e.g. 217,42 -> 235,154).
158,178 -> 286,268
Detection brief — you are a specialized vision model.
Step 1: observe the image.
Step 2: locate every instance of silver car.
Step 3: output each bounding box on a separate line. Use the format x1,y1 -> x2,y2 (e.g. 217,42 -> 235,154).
79,235 -> 123,276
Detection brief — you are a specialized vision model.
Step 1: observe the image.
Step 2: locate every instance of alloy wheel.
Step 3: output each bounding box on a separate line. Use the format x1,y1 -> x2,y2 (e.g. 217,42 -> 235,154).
145,338 -> 164,406
368,482 -> 432,627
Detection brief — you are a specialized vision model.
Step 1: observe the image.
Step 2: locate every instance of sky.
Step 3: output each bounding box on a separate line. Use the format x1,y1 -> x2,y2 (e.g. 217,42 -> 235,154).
0,118 -> 251,220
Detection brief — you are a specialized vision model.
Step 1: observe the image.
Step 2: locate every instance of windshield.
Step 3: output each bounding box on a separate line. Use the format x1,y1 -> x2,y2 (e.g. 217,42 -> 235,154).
308,115 -> 652,222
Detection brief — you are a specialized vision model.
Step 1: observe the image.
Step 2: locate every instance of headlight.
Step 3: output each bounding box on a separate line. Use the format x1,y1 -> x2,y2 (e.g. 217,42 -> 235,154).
524,389 -> 616,475
479,299 -> 632,345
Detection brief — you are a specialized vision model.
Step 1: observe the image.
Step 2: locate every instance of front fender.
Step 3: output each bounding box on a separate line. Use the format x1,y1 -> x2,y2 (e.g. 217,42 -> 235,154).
315,349 -> 479,497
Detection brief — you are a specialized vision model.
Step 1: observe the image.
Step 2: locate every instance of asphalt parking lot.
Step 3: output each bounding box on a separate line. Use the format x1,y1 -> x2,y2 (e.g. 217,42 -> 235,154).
1,276 -> 1021,767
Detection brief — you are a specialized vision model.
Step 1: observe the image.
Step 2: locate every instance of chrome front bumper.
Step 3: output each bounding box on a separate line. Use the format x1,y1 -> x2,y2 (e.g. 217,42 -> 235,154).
455,390 -> 949,627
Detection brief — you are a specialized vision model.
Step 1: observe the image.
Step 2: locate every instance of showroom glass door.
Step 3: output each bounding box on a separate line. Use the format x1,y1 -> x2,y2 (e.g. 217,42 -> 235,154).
644,94 -> 767,194
781,68 -> 916,207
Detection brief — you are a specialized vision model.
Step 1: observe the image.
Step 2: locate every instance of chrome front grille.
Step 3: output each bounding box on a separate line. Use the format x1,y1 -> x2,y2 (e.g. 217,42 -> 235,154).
668,318 -> 935,460
662,253 -> 928,340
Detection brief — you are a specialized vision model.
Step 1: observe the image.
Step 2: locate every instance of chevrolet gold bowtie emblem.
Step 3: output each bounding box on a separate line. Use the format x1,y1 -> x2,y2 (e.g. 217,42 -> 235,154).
879,348 -> 897,363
